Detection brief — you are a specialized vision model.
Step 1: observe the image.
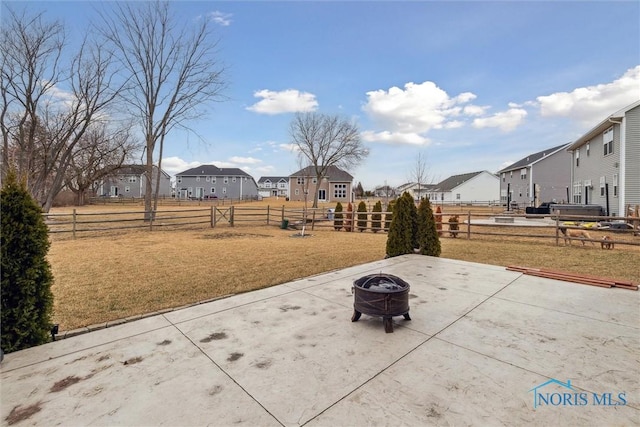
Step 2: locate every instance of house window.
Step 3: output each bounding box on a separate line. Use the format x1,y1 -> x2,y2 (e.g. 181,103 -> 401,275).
586,142 -> 590,156
510,171 -> 513,178
312,177 -> 317,184
603,127 -> 613,156
177,177 -> 182,183
224,177 -> 229,184
333,184 -> 347,198
125,186 -> 131,192
297,177 -> 304,185
278,182 -> 286,189
501,173 -> 505,182
128,176 -> 136,183
211,187 -> 216,194
572,182 -> 582,204
222,187 -> 227,194
188,187 -> 193,197
295,189 -> 300,195
613,174 -> 618,197
206,176 -> 210,182
456,193 -> 460,200
212,177 -> 216,183
520,169 -> 527,180
600,176 -> 606,196
265,182 -> 271,188
576,150 -> 580,167
196,176 -> 201,182
232,177 -> 237,183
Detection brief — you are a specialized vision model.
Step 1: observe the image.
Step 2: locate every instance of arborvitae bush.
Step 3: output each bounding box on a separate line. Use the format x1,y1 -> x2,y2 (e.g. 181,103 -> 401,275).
344,202 -> 353,232
385,192 -> 415,257
384,199 -> 395,232
357,201 -> 368,232
402,192 -> 418,249
334,202 -> 343,231
1,171 -> 54,353
435,205 -> 443,236
417,197 -> 441,256
371,201 -> 382,233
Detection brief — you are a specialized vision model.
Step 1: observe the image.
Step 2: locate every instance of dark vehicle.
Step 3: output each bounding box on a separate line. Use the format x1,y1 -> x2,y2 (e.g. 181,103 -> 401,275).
525,202 -> 556,216
203,194 -> 218,200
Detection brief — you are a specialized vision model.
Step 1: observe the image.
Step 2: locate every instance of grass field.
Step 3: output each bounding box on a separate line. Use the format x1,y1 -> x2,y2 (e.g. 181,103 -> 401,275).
46,201 -> 640,331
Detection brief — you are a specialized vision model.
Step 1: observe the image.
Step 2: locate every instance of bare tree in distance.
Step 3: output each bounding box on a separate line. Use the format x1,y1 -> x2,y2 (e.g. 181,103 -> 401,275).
289,112 -> 368,208
409,151 -> 433,201
1,7 -> 121,211
97,1 -> 227,220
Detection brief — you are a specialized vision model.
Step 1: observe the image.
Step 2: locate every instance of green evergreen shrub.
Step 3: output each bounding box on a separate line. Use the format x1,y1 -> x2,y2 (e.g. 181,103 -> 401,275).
344,202 -> 353,232
1,171 -> 54,353
384,199 -> 396,232
356,201 -> 368,232
417,197 -> 441,256
385,192 -> 415,257
333,202 -> 343,230
371,201 -> 382,233
402,192 -> 418,249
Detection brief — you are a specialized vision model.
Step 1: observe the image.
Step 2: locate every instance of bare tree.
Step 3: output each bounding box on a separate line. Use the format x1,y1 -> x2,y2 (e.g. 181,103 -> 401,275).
1,7 -> 121,211
64,122 -> 139,205
97,1 -> 227,219
409,151 -> 432,201
289,112 -> 368,208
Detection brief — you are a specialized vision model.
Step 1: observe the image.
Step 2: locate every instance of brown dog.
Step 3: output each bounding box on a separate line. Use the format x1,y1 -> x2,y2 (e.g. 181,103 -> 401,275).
559,227 -> 595,246
601,235 -> 614,250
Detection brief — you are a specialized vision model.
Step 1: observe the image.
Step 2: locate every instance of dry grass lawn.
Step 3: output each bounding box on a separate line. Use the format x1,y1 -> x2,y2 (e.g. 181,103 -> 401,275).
48,224 -> 640,331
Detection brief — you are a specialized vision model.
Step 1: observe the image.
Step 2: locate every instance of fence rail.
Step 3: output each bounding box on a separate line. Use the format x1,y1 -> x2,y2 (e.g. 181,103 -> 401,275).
44,206 -> 640,247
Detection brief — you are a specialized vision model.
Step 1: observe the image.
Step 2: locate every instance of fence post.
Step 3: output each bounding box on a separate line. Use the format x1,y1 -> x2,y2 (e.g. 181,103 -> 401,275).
267,205 -> 270,226
467,211 -> 471,239
210,206 -> 214,228
281,205 -> 285,222
555,212 -> 560,246
230,205 -> 235,227
311,210 -> 316,231
72,209 -> 76,239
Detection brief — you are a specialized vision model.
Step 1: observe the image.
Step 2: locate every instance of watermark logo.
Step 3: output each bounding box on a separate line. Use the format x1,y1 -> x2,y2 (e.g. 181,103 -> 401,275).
529,379 -> 627,409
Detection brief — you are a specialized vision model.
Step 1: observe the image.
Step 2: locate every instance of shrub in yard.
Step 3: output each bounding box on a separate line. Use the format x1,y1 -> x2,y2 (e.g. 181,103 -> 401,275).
357,201 -> 368,232
385,192 -> 415,257
449,215 -> 460,238
1,171 -> 54,353
417,197 -> 441,256
402,192 -> 418,250
384,199 -> 396,232
371,201 -> 382,233
344,202 -> 353,232
435,205 -> 443,236
334,202 -> 343,231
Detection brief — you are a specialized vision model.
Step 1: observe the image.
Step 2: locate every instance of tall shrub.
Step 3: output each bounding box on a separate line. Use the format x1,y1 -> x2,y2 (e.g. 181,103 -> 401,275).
384,199 -> 396,232
402,192 -> 418,250
333,202 -> 343,231
1,171 -> 54,353
371,201 -> 382,233
344,202 -> 353,232
357,201 -> 368,232
385,192 -> 414,257
417,197 -> 441,256
435,205 -> 443,236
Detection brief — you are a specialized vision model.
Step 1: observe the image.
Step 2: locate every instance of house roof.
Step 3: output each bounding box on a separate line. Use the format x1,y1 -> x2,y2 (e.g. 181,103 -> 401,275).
290,165 -> 353,182
567,99 -> 640,150
257,176 -> 289,184
434,171 -> 491,192
113,164 -> 169,178
176,164 -> 253,178
498,143 -> 570,173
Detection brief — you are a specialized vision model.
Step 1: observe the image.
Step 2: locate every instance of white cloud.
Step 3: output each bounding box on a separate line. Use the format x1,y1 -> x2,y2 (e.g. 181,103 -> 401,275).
279,143 -> 299,152
463,105 -> 488,116
246,89 -> 318,115
161,157 -> 202,176
361,130 -> 430,146
536,65 -> 640,124
255,165 -> 276,174
208,11 -> 232,26
472,108 -> 527,132
229,156 -> 261,164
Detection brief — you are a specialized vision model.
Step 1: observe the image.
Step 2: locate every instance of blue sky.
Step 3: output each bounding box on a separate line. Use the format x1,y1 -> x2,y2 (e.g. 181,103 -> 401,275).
18,1 -> 640,189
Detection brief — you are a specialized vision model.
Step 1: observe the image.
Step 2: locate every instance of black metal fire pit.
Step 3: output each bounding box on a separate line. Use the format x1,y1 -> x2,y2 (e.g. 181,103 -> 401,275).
351,273 -> 411,333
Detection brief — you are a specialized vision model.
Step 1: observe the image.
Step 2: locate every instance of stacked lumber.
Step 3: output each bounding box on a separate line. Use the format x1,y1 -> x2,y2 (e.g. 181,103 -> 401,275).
506,265 -> 638,291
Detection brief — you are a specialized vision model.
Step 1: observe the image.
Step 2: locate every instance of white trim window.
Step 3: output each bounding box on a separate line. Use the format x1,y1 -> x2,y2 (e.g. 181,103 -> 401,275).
575,150 -> 580,167
125,186 -> 131,192
599,176 -> 606,197
177,176 -> 182,183
196,176 -> 201,182
223,177 -> 229,184
232,176 -> 237,183
206,176 -> 210,182
128,176 -> 137,183
572,181 -> 582,204
297,177 -> 305,185
333,184 -> 347,198
520,168 -> 527,180
603,127 -> 613,156
613,174 -> 618,197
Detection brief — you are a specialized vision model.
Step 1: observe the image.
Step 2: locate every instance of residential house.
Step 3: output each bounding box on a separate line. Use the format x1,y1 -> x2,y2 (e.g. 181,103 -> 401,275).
427,171 -> 500,204
175,165 -> 259,200
289,165 -> 353,204
567,100 -> 640,216
396,182 -> 434,200
97,165 -> 171,198
257,176 -> 289,198
498,144 -> 572,208
373,184 -> 397,199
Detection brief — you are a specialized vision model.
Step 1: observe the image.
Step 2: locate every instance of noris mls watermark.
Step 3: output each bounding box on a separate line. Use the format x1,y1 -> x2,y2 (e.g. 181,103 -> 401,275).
529,379 -> 627,409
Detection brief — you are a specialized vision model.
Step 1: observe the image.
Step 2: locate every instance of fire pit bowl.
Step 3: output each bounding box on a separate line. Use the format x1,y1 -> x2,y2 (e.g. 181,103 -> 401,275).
351,273 -> 411,333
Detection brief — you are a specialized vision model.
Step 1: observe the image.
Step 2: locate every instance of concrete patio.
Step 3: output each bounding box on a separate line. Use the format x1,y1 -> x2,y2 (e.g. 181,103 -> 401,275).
1,255 -> 638,426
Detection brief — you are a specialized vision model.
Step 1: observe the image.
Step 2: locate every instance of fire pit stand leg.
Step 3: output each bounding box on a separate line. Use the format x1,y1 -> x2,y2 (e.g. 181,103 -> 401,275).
351,310 -> 362,322
383,317 -> 393,333
403,313 -> 411,321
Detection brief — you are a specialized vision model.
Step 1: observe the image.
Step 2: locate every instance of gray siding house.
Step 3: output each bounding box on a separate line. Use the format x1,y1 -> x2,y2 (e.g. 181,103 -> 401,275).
289,165 -> 353,203
175,165 -> 259,200
257,176 -> 289,198
567,100 -> 640,216
498,143 -> 572,208
97,165 -> 171,198
426,171 -> 499,204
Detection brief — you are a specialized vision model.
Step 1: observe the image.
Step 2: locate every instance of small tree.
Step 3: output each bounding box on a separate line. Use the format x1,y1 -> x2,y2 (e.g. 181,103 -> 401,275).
402,192 -> 418,250
449,215 -> 460,238
357,201 -> 368,232
371,200 -> 382,233
344,202 -> 353,232
435,205 -> 443,236
1,171 -> 54,352
417,197 -> 441,256
385,192 -> 415,257
334,202 -> 343,231
384,199 -> 396,232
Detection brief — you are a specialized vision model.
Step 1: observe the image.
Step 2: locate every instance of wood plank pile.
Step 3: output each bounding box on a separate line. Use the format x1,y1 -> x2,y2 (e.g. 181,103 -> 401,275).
506,265 -> 638,291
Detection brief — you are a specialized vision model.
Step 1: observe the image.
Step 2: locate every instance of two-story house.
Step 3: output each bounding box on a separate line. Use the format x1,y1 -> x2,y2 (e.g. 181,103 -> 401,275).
568,100 -> 639,216
97,165 -> 172,198
426,171 -> 499,204
257,176 -> 289,198
498,143 -> 572,208
175,165 -> 259,200
289,165 -> 353,204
